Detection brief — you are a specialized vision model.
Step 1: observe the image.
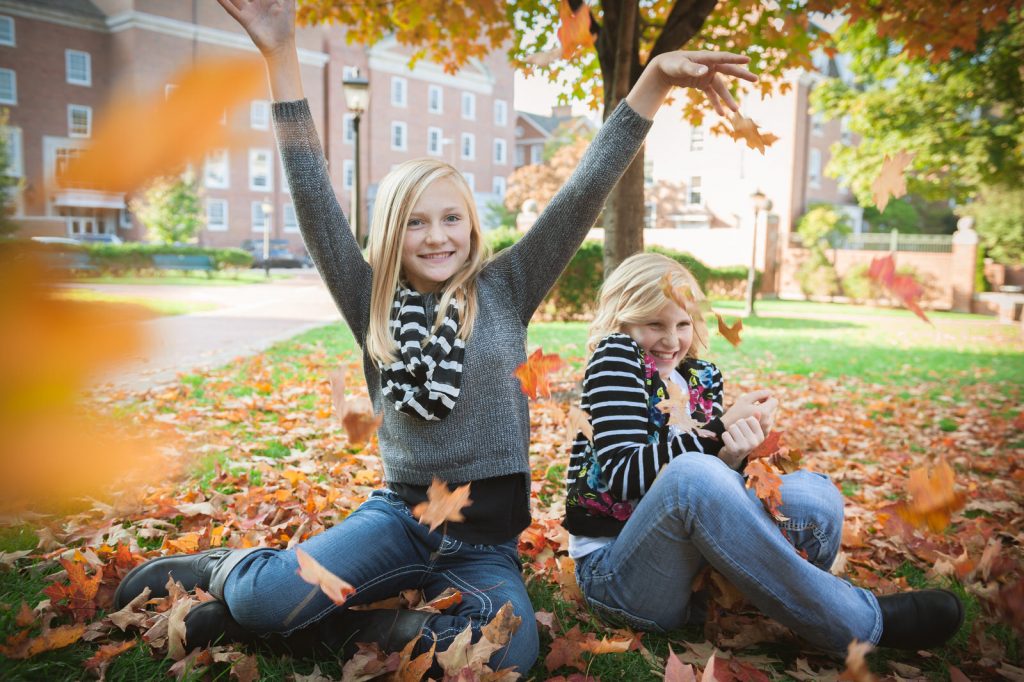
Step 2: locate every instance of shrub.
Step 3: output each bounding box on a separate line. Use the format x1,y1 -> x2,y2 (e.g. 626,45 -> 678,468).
67,243 -> 253,274
841,262 -> 932,305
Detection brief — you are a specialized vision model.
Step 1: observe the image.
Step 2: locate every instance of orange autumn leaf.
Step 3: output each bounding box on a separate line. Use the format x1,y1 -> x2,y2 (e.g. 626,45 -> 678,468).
557,0 -> 595,60
866,254 -> 930,324
14,602 -> 35,628
745,459 -> 786,522
423,587 -> 463,612
83,640 -> 137,675
295,548 -> 356,606
59,56 -> 265,193
840,640 -> 877,682
330,367 -> 383,448
412,478 -> 473,532
749,430 -> 783,460
0,623 -> 87,659
728,112 -> 778,155
894,459 -> 965,533
43,558 -> 103,623
715,313 -> 743,347
397,635 -> 436,682
660,272 -> 693,311
514,348 -> 565,400
870,151 -> 914,213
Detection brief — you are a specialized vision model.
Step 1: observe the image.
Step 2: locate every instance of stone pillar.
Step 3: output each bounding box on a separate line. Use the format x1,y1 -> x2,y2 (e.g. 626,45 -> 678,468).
950,216 -> 979,313
760,214 -> 780,295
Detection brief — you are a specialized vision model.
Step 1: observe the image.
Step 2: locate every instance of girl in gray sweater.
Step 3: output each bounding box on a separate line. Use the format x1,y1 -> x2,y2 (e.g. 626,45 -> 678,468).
113,0 -> 756,673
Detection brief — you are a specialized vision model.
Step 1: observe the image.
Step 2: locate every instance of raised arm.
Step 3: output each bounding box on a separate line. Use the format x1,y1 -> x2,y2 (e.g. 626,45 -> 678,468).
493,51 -> 757,324
218,0 -> 372,340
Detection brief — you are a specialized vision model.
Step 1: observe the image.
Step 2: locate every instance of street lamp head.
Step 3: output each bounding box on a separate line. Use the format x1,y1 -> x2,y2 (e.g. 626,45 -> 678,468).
342,71 -> 370,115
750,189 -> 770,213
261,198 -> 274,215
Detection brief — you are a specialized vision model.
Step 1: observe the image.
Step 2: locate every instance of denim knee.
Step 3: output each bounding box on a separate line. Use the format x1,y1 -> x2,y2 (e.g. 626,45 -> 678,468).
780,470 -> 844,569
664,453 -> 743,504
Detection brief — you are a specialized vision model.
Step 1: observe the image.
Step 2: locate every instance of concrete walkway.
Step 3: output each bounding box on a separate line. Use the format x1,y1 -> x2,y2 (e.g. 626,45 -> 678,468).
91,270 -> 342,392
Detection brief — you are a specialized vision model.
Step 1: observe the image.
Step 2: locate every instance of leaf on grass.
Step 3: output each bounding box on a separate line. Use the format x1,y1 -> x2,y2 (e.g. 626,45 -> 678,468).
557,0 -> 595,59
715,313 -> 743,347
295,548 -> 355,606
230,653 -> 260,682
840,640 -> 876,682
411,478 -> 473,532
397,634 -> 436,682
744,459 -> 786,522
14,602 -> 35,628
340,642 -> 401,682
545,624 -> 636,672
664,645 -> 698,682
83,640 -> 137,675
514,348 -> 565,400
870,151 -> 914,213
59,56 -> 265,193
330,368 -> 382,449
749,431 -> 783,460
728,113 -> 778,155
0,623 -> 87,659
165,596 -> 191,661
894,459 -> 965,533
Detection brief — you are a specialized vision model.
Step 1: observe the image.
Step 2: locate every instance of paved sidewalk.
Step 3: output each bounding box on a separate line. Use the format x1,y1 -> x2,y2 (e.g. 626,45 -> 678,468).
93,271 -> 342,392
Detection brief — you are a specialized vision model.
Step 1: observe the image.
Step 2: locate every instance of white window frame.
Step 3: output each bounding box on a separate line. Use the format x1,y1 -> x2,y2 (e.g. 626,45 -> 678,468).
68,104 -> 92,138
391,76 -> 407,107
204,149 -> 230,189
251,201 -> 269,232
0,68 -> 16,105
515,145 -> 525,167
811,112 -> 825,137
428,85 -> 443,114
65,50 -> 91,87
461,92 -> 476,120
530,145 -> 542,165
0,16 -> 14,46
462,172 -> 475,192
493,99 -> 507,126
283,203 -> 299,233
688,176 -> 702,205
118,208 -> 132,229
250,100 -> 270,130
460,132 -> 475,160
343,113 -> 355,144
493,138 -> 507,165
492,176 -> 506,197
206,198 -> 228,232
689,125 -> 704,152
391,121 -> 407,151
427,126 -> 443,156
341,65 -> 360,80
808,148 -> 822,188
4,126 -> 22,178
342,159 -> 354,190
248,148 -> 273,191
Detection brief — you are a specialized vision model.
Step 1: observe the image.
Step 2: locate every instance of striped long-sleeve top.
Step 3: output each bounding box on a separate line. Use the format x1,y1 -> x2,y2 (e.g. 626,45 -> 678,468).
563,333 -> 726,539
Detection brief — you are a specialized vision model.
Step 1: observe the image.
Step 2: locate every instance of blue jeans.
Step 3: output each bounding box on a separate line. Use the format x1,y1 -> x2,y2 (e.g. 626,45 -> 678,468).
221,490 -> 538,674
575,454 -> 882,653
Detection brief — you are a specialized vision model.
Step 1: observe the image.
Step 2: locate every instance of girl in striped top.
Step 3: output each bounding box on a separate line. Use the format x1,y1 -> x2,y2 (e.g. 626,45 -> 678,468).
563,253 -> 964,653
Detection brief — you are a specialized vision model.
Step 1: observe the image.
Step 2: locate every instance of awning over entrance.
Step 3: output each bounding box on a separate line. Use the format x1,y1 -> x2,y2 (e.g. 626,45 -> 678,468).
52,189 -> 126,210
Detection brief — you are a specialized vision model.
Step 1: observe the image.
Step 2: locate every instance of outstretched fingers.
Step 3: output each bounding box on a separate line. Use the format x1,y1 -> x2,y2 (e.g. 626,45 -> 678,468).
709,74 -> 739,112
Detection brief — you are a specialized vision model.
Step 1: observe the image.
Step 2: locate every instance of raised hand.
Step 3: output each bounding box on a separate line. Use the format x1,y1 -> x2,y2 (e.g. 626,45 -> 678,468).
653,51 -> 757,116
217,0 -> 296,58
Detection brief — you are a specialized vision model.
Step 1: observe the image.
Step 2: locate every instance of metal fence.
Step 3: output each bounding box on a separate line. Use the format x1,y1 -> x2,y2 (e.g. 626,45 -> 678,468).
790,229 -> 953,253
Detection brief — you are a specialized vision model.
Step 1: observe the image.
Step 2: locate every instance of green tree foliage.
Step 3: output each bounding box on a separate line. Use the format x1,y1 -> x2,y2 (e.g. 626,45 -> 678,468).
967,186 -> 1024,265
812,10 -> 1024,205
862,199 -> 919,234
795,204 -> 851,297
131,174 -> 204,245
0,110 -> 22,236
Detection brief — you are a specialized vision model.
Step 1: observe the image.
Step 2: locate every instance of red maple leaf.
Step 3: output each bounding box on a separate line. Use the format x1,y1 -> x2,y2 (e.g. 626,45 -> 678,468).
514,348 -> 565,400
866,254 -> 931,324
748,430 -> 783,460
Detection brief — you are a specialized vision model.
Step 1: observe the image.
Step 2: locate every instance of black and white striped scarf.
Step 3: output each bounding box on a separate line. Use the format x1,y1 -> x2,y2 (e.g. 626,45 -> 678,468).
379,286 -> 465,421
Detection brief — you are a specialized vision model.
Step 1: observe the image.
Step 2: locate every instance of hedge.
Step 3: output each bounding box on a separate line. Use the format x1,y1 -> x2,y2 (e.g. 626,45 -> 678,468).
484,229 -> 757,319
24,242 -> 253,273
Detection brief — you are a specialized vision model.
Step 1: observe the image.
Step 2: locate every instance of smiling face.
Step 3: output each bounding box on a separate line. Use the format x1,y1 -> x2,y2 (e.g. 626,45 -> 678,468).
622,300 -> 694,377
400,177 -> 473,293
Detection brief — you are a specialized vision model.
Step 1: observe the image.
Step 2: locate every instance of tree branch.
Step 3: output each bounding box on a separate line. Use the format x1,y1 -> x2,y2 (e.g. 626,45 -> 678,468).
648,0 -> 719,61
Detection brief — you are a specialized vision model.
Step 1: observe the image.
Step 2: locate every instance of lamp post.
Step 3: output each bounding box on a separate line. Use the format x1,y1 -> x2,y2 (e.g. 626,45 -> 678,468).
342,70 -> 370,243
745,189 -> 772,317
261,197 -> 274,279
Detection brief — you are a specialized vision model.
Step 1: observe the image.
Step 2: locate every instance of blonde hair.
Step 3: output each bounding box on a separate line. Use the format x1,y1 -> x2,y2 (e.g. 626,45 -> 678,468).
365,159 -> 488,365
587,252 -> 709,359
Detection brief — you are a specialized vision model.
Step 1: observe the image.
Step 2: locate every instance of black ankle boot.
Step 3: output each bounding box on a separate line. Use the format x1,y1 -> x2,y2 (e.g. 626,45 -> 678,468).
184,600 -> 255,651
114,549 -> 235,610
267,608 -> 432,659
877,589 -> 964,650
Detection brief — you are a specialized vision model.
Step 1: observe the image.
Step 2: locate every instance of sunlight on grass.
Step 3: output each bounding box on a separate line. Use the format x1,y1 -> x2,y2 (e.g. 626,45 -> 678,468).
56,289 -> 217,317
76,271 -> 293,286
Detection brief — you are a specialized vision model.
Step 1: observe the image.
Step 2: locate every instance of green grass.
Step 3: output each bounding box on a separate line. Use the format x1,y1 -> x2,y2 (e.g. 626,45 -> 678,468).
76,271 -> 292,286
56,289 -> 217,317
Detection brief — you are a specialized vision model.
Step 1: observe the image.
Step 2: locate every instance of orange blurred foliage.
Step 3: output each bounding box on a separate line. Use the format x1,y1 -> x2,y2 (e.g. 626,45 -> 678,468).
894,459 -> 966,533
59,56 -> 265,193
557,0 -> 595,60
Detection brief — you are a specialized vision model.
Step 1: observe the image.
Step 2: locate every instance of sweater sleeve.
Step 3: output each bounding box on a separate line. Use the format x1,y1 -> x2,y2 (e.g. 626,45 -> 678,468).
272,100 -> 373,343
585,335 -> 715,501
489,102 -> 653,324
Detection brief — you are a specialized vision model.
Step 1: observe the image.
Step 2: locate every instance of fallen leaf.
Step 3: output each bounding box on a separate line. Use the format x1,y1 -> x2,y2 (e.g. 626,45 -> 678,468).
728,113 -> 777,155
744,459 -> 786,522
14,602 -> 35,628
715,313 -> 743,347
870,151 -> 914,213
664,645 -> 698,682
397,634 -> 436,682
411,479 -> 473,532
422,587 -> 462,612
514,348 -> 565,400
230,653 -> 260,682
83,640 -> 137,676
295,548 -> 355,606
840,639 -> 876,682
166,597 -> 191,660
0,623 -> 87,659
340,642 -> 400,682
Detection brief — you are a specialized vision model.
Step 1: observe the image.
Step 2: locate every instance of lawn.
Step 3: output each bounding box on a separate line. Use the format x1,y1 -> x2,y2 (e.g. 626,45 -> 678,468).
55,288 -> 218,317
75,270 -> 294,286
1,301 -> 1020,681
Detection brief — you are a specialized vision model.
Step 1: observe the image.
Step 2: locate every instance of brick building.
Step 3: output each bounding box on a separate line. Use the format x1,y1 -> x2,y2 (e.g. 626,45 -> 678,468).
0,0 -> 514,252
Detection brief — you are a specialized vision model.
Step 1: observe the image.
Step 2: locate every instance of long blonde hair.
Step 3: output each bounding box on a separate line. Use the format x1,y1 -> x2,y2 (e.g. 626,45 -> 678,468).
365,158 -> 488,365
587,252 -> 709,359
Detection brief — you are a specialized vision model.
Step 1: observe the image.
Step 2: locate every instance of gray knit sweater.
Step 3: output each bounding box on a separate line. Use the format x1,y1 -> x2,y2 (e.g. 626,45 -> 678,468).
272,99 -> 651,486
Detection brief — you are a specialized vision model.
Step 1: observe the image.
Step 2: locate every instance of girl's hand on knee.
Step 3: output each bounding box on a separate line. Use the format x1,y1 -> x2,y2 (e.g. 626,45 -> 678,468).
218,0 -> 296,57
720,416 -> 764,469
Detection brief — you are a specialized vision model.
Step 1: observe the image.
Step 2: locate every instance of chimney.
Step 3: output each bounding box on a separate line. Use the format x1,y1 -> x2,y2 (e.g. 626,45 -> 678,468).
551,104 -> 573,118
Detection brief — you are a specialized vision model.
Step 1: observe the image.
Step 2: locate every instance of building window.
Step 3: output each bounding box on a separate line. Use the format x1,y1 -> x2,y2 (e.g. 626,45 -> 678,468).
461,92 -> 475,120
4,127 -> 21,178
251,201 -> 269,232
391,77 -> 407,107
811,112 -> 824,136
65,50 -> 91,86
206,198 -> 228,231
283,203 -> 299,233
428,85 -> 443,114
530,145 -> 542,165
391,121 -> 407,151
515,145 -> 525,167
688,176 -> 702,205
808,148 -> 822,188
840,115 -> 853,145
689,125 -> 704,152
248,148 -> 273,191
427,127 -> 443,156
462,172 -> 475,191
645,200 -> 657,229
0,69 -> 16,105
493,138 -> 507,165
342,65 -> 360,80
54,147 -> 84,188
494,99 -> 507,126
0,16 -> 14,46
342,160 -> 354,190
204,149 -> 229,188
492,176 -> 506,197
461,132 -> 475,160
250,100 -> 270,129
119,208 -> 132,229
343,114 -> 355,144
68,104 -> 92,138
